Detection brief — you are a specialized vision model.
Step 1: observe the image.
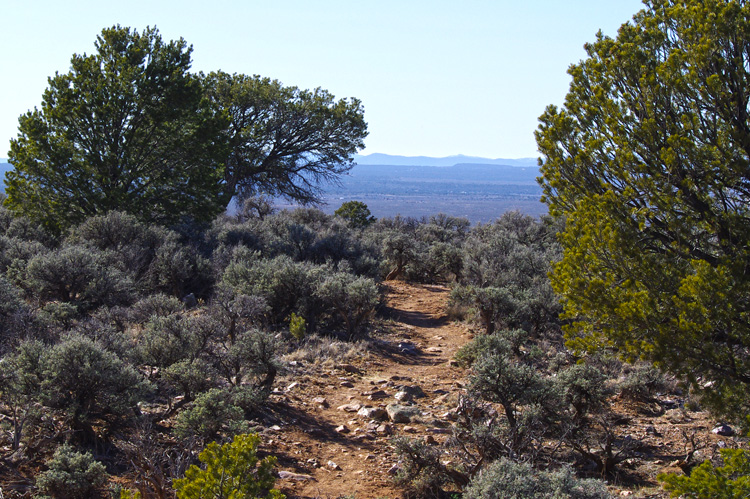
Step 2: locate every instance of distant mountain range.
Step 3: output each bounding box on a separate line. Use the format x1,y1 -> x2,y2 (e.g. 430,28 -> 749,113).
354,153 -> 537,167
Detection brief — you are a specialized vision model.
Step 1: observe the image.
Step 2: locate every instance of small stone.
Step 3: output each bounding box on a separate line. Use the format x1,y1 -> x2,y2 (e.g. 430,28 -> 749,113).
357,407 -> 388,420
387,464 -> 401,475
364,454 -> 376,460
426,347 -> 442,353
328,460 -> 341,470
367,390 -> 389,400
394,391 -> 412,402
312,397 -> 329,408
339,364 -> 360,374
713,424 -> 735,436
398,342 -> 419,355
376,424 -> 393,435
335,425 -> 350,434
441,410 -> 458,421
270,425 -> 282,431
398,385 -> 426,398
402,425 -> 417,433
386,403 -> 421,423
340,381 -> 355,388
427,428 -> 450,434
285,381 -> 299,391
337,403 -> 362,412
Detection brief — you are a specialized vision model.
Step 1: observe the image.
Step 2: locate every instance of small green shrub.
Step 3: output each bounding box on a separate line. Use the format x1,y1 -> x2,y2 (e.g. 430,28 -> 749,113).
289,312 -> 306,340
659,448 -> 750,498
173,433 -> 284,499
36,444 -> 108,499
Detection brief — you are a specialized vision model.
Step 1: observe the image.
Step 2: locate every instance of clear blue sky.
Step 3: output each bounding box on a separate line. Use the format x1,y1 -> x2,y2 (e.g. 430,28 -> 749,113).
1,0 -> 644,160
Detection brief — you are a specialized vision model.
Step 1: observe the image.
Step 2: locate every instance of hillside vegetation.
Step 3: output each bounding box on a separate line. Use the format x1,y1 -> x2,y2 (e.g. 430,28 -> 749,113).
0,204 -> 740,498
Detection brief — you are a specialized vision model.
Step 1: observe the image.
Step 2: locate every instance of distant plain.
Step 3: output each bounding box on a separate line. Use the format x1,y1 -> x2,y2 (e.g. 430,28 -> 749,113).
0,158 -> 546,224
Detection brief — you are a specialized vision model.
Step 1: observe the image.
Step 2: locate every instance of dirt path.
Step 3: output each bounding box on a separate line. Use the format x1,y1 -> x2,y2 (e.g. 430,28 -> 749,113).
264,281 -> 474,498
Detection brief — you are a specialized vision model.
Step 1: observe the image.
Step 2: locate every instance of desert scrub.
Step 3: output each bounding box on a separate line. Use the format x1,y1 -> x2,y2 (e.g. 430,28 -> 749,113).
463,458 -> 610,498
36,444 -> 108,499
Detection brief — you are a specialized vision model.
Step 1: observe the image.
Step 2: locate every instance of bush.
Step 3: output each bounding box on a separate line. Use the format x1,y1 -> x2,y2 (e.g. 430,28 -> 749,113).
314,270 -> 379,338
659,448 -> 750,498
222,253 -> 325,326
174,388 -> 245,439
23,244 -> 135,310
43,335 -> 153,429
391,436 -> 451,496
464,458 -> 610,499
173,433 -> 284,499
618,362 -> 667,402
36,444 -> 108,499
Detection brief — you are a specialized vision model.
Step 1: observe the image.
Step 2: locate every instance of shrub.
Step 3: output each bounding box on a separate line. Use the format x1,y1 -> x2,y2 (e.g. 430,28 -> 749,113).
173,433 -> 284,499
136,314 -> 198,369
174,388 -> 245,440
315,271 -> 379,338
66,211 -> 166,287
43,335 -> 153,430
391,436 -> 451,496
288,312 -> 306,340
145,234 -> 213,299
659,448 -> 750,498
556,363 -> 610,421
222,253 -> 325,326
463,458 -> 610,499
36,444 -> 108,499
618,362 -> 667,402
23,244 -> 135,310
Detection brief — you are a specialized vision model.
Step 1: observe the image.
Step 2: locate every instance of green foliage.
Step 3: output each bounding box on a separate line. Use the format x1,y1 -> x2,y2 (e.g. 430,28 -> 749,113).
288,312 -> 307,340
314,271 -> 379,338
222,253 -> 324,326
454,212 -> 561,335
6,26 -> 228,234
173,433 -> 284,499
42,335 -> 152,428
463,459 -> 610,499
335,201 -> 375,228
659,449 -> 750,498
205,71 -> 367,205
174,388 -> 245,439
36,444 -> 108,499
21,244 -> 135,311
536,0 -> 750,420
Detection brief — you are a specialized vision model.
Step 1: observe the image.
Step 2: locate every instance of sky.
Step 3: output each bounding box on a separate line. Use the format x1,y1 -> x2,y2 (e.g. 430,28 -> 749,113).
1,0 -> 645,160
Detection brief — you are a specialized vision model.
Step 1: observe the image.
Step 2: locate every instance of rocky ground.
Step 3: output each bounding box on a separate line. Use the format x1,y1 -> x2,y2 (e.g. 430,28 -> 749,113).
253,281 -> 742,499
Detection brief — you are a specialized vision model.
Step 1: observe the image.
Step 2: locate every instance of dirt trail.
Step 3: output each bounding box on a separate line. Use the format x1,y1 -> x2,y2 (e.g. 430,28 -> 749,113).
265,281 -> 473,499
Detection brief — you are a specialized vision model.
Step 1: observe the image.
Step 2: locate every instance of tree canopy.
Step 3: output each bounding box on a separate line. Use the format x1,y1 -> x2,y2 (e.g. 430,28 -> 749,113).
6,26 -> 229,233
5,26 -> 367,233
536,0 -> 750,418
205,71 -> 367,205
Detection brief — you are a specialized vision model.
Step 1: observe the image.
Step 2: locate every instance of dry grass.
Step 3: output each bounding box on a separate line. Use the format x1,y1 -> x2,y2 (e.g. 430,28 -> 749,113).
283,334 -> 370,368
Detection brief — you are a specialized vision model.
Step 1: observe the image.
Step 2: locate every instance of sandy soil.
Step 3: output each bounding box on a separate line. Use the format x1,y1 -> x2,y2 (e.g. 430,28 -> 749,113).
263,281 -> 473,498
